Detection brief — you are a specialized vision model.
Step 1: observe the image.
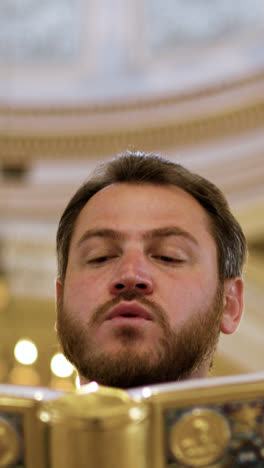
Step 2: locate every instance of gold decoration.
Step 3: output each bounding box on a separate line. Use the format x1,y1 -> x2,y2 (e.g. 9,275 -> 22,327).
169,408 -> 231,467
231,404 -> 262,431
0,418 -> 19,467
38,383 -> 150,468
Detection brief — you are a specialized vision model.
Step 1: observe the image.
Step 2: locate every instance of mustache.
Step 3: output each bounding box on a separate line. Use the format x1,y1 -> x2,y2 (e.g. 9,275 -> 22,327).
89,291 -> 167,327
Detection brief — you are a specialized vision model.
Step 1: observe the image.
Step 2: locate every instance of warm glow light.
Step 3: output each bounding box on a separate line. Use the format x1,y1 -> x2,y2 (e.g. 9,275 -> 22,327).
142,387 -> 152,398
8,366 -> 40,386
14,339 -> 38,365
75,375 -> 81,389
50,353 -> 74,378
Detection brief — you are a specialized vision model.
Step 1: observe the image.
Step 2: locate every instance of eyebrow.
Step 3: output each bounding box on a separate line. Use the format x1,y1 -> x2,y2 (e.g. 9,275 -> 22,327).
77,226 -> 199,248
77,229 -> 124,248
143,227 -> 199,246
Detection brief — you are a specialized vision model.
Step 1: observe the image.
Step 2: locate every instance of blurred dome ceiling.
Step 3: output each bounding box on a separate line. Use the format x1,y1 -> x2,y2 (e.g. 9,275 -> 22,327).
0,0 -> 264,101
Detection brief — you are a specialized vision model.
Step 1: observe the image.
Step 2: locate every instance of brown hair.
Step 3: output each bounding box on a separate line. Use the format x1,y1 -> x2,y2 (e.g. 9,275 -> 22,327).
56,152 -> 247,282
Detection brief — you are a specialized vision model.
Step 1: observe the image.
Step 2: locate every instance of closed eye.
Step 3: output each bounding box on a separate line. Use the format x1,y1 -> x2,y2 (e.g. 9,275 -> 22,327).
154,255 -> 184,263
88,256 -> 113,264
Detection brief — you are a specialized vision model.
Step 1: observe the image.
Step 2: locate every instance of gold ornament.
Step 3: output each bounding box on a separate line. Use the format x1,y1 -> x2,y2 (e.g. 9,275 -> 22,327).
231,404 -> 262,431
0,418 -> 19,467
169,408 -> 231,467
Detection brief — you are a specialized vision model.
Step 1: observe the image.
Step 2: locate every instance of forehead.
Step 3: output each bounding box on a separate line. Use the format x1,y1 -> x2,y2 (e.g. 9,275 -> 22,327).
71,183 -> 214,246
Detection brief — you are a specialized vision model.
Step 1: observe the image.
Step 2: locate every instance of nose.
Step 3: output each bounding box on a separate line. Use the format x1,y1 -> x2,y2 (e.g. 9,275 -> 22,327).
109,251 -> 153,296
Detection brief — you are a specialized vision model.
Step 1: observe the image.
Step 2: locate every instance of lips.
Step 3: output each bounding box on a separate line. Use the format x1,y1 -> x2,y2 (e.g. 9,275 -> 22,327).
105,303 -> 152,321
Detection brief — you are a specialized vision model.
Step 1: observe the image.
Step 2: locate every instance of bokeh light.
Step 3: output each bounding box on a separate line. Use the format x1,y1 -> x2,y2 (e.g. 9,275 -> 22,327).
14,339 -> 38,365
50,353 -> 74,378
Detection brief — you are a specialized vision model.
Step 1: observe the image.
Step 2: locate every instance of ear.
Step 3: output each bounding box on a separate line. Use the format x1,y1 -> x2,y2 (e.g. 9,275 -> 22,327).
220,277 -> 244,335
55,276 -> 63,331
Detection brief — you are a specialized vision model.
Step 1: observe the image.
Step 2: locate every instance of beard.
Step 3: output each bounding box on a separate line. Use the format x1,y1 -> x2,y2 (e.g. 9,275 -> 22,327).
56,284 -> 224,389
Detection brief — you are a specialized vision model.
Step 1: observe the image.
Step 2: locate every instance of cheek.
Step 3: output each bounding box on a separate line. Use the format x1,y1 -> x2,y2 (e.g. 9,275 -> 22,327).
161,272 -> 217,323
63,273 -> 107,315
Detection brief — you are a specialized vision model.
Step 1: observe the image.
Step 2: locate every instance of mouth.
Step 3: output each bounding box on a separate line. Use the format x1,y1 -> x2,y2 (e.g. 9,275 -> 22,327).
105,302 -> 153,321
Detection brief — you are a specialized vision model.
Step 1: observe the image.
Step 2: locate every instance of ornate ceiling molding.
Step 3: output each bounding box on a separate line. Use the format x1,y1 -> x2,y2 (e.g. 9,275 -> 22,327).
1,67 -> 264,113
1,69 -> 264,162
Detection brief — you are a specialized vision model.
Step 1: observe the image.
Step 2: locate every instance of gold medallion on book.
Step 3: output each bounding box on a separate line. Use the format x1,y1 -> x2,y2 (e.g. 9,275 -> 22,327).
169,408 -> 231,466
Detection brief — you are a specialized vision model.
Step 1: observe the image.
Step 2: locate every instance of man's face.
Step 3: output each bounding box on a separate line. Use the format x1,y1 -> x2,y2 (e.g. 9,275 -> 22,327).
56,183 -> 224,388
